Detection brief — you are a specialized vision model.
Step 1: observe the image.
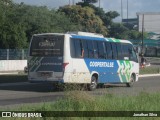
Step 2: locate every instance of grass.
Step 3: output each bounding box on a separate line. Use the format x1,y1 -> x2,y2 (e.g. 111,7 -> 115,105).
139,67 -> 160,74
1,91 -> 160,120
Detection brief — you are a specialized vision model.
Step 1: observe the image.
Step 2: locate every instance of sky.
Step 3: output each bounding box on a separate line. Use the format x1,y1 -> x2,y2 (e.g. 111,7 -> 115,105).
13,0 -> 160,22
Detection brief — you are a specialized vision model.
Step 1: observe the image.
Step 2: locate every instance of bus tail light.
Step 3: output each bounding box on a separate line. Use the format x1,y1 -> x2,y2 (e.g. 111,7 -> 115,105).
63,62 -> 69,70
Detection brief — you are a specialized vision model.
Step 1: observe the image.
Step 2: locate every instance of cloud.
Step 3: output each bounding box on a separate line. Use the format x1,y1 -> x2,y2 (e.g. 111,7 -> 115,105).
13,0 -> 81,8
13,0 -> 160,19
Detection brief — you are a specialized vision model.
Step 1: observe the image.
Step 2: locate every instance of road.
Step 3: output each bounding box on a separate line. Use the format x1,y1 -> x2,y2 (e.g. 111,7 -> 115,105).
0,76 -> 159,108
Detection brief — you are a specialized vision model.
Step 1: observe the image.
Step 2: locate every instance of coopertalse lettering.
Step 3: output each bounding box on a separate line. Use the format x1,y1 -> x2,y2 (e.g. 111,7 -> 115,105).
90,61 -> 114,67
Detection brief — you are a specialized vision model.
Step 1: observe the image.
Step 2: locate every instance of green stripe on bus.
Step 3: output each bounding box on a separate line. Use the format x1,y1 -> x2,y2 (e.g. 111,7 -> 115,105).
29,57 -> 38,71
108,38 -> 120,42
125,61 -> 132,82
119,61 -> 127,82
108,38 -> 114,42
30,57 -> 42,72
114,39 -> 120,42
33,57 -> 44,72
29,57 -> 37,64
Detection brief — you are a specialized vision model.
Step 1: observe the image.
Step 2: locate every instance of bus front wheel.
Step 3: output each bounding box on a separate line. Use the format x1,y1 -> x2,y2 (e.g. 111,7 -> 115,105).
126,74 -> 135,87
88,76 -> 97,91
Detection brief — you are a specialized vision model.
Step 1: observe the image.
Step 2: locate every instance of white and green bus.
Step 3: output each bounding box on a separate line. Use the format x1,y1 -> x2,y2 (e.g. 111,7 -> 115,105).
28,32 -> 139,90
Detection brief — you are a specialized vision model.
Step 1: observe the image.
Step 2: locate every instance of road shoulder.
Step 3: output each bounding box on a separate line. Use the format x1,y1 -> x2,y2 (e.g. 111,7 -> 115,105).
139,74 -> 160,77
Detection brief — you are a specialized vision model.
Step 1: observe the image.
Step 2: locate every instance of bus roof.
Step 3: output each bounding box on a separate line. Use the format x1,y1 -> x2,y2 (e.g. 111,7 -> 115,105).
33,33 -> 65,36
33,32 -> 132,44
105,38 -> 132,44
67,31 -> 104,38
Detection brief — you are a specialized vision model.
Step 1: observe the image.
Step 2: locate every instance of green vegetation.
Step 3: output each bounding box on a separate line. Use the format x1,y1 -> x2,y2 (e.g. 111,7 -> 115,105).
0,0 -> 145,49
58,5 -> 108,36
1,91 -> 160,120
140,67 -> 160,74
0,0 -> 78,49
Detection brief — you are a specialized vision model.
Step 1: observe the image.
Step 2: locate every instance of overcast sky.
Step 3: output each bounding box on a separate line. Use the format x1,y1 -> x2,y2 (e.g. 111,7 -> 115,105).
13,0 -> 160,22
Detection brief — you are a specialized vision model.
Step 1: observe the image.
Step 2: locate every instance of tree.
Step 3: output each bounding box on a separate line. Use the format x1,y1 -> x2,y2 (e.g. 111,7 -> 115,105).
0,1 -> 28,48
20,5 -> 78,42
0,1 -> 78,48
76,2 -> 146,40
59,5 -> 107,36
109,23 -> 128,39
109,23 -> 147,40
76,2 -> 119,30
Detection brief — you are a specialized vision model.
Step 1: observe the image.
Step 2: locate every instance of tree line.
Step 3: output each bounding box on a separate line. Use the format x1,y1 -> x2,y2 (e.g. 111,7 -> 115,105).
0,0 -> 146,49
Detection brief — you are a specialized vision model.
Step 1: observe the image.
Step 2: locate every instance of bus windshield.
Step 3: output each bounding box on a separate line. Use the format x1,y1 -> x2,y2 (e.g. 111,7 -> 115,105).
30,35 -> 64,57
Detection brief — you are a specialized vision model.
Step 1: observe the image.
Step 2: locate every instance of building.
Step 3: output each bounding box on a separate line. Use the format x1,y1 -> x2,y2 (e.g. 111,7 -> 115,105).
122,18 -> 138,28
137,12 -> 160,33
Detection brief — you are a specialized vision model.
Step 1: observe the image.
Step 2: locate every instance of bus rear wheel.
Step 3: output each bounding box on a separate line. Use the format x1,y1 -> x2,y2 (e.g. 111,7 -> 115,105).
126,74 -> 135,87
88,76 -> 97,91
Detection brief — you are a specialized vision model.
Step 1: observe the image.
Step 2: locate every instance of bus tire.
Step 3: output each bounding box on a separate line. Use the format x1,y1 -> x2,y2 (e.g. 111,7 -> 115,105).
126,74 -> 135,87
53,83 -> 64,91
88,76 -> 97,91
97,83 -> 104,88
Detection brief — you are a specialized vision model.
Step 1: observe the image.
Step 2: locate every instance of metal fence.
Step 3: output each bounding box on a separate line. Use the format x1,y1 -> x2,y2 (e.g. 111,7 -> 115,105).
144,47 -> 160,57
0,49 -> 28,60
0,47 -> 159,60
134,46 -> 160,57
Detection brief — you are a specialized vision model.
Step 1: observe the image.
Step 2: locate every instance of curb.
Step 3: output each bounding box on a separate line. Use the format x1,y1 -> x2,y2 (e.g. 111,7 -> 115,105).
139,74 -> 160,77
0,72 -> 19,75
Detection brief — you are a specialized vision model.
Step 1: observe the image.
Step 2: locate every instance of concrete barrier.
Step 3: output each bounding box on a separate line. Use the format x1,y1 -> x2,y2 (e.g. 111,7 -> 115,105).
0,60 -> 27,72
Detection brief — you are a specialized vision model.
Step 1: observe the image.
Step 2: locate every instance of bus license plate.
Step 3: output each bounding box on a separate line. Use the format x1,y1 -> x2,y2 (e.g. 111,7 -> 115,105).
41,72 -> 51,78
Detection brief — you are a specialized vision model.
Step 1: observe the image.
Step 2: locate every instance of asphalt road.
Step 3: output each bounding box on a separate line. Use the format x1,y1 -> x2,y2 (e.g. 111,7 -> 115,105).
0,76 -> 159,108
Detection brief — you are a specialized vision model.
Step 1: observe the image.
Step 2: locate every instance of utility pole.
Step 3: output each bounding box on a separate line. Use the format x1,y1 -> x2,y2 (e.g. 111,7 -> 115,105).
142,14 -> 144,55
99,0 -> 101,8
69,0 -> 70,5
121,0 -> 123,21
127,0 -> 128,25
72,0 -> 74,5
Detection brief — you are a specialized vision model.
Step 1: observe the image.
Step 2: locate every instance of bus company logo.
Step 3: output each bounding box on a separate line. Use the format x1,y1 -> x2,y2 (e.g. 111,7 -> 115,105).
90,61 -> 114,68
2,112 -> 11,117
39,40 -> 55,47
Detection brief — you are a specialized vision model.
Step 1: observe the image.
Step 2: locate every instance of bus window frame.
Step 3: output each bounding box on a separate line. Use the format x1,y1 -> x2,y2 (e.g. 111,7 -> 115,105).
70,37 -> 138,62
105,42 -> 113,60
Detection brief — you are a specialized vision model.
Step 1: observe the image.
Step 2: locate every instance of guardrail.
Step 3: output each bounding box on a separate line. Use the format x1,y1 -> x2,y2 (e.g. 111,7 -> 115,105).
134,46 -> 160,57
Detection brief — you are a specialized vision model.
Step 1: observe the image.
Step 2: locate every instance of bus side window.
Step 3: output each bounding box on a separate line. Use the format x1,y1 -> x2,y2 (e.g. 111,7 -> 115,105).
111,43 -> 118,59
105,42 -> 112,59
128,45 -> 133,60
97,41 -> 105,59
87,40 -> 94,58
129,46 -> 138,62
121,44 -> 129,60
93,41 -> 99,58
116,43 -> 123,60
82,40 -> 89,58
70,39 -> 76,58
74,39 -> 83,58
132,49 -> 138,62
